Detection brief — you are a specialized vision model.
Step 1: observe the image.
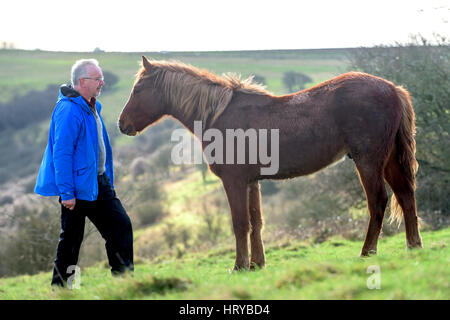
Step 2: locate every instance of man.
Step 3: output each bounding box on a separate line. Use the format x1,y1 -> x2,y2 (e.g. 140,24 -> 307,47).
35,59 -> 134,287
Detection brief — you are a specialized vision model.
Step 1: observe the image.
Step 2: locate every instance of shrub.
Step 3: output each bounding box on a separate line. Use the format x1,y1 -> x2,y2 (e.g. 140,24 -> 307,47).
282,71 -> 312,93
0,202 -> 60,277
128,177 -> 168,227
134,201 -> 167,226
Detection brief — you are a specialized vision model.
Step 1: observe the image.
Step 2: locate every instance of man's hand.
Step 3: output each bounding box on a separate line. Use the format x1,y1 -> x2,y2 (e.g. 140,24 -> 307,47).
62,198 -> 76,210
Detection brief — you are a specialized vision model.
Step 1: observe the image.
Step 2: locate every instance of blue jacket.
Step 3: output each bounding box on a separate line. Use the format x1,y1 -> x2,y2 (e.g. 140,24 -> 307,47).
35,85 -> 114,201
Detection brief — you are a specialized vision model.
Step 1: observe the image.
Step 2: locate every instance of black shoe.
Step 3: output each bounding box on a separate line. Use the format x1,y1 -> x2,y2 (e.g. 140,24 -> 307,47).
51,280 -> 65,289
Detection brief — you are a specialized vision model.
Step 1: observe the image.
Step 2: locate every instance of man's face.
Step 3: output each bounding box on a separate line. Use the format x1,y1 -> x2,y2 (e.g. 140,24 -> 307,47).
80,65 -> 104,98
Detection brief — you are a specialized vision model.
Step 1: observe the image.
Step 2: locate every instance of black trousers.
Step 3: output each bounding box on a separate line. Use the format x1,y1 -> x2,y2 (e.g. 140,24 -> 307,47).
51,174 -> 134,286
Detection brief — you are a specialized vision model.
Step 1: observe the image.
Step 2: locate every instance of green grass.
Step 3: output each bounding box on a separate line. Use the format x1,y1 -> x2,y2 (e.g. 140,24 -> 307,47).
131,169 -> 225,249
164,170 -> 222,216
2,48 -> 447,301
1,228 -> 448,300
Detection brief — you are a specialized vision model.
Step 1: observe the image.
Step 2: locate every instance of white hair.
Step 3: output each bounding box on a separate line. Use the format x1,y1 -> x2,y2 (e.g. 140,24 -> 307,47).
71,59 -> 101,86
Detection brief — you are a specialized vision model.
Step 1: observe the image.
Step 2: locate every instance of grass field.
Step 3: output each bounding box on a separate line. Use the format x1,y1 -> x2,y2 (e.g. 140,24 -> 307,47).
0,227 -> 448,300
0,49 -> 348,125
0,48 -> 349,181
1,48 -> 447,301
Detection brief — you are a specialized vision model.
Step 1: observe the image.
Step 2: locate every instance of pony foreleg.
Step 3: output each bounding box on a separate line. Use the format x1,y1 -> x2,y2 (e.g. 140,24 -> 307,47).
222,178 -> 250,270
248,182 -> 265,269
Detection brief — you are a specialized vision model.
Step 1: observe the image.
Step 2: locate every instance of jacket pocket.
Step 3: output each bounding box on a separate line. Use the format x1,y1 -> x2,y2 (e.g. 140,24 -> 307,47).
76,166 -> 90,176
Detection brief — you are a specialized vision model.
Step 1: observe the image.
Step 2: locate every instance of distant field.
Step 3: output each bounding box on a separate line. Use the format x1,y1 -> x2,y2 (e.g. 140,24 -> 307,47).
0,227 -> 448,300
0,49 -> 349,128
0,48 -> 349,214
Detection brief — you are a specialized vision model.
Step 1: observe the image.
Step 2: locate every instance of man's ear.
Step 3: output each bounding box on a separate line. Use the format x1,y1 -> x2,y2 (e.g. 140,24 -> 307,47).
142,56 -> 151,69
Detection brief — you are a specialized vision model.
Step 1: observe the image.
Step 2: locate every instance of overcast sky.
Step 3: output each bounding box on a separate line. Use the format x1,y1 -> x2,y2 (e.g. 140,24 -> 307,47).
1,0 -> 448,52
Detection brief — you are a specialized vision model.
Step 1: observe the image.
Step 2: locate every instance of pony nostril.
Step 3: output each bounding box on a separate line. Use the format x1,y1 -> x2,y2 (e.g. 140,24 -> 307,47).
118,120 -> 133,135
123,125 -> 133,135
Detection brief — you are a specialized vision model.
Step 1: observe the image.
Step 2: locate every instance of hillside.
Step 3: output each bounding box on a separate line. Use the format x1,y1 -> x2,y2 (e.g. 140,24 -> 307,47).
0,48 -> 348,201
0,228 -> 448,300
0,44 -> 448,294
0,48 -> 351,276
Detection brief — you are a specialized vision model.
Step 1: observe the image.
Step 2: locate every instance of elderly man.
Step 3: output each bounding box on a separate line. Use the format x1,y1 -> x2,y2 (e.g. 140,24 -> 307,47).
35,59 -> 134,287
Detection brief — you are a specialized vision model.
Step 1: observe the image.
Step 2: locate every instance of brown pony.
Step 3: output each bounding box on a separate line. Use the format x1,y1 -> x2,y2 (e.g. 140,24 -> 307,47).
118,56 -> 422,270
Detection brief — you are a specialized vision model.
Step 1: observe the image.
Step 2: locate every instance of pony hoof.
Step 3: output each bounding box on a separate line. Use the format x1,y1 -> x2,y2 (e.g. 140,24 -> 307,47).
249,262 -> 265,271
360,250 -> 377,257
407,244 -> 423,250
233,265 -> 250,271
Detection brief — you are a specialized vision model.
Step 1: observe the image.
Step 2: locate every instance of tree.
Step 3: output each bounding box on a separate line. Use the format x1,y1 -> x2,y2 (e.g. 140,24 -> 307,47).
101,70 -> 119,94
282,71 -> 312,92
252,74 -> 266,85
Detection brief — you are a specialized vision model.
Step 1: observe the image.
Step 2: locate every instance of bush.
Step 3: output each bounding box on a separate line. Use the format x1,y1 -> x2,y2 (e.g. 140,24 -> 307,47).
129,157 -> 148,180
162,222 -> 178,249
0,202 -> 60,277
128,177 -> 168,227
252,74 -> 266,85
134,201 -> 167,226
282,71 -> 312,93
0,84 -> 58,132
260,180 -> 279,196
196,195 -> 230,245
101,70 -> 119,94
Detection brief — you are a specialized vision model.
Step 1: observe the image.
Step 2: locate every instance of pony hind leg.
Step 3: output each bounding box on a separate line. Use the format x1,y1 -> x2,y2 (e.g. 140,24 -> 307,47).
222,178 -> 250,270
356,161 -> 389,256
248,182 -> 265,269
383,151 -> 423,249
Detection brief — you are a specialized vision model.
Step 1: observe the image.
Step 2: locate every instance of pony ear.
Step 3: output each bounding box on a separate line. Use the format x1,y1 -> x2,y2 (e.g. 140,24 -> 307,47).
142,56 -> 152,70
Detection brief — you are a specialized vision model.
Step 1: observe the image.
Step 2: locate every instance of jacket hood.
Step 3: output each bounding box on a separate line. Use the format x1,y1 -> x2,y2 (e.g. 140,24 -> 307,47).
59,84 -> 80,98
58,84 -> 101,114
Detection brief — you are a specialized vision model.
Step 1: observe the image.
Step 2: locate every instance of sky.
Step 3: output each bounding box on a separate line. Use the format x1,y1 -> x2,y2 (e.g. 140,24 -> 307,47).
1,0 -> 448,52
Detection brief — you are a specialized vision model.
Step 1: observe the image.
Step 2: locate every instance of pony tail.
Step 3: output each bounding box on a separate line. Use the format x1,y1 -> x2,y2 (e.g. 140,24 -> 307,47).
389,86 -> 419,226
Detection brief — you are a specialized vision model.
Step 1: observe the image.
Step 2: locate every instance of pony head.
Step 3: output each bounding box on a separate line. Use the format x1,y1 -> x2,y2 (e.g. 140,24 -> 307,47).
118,56 -> 166,136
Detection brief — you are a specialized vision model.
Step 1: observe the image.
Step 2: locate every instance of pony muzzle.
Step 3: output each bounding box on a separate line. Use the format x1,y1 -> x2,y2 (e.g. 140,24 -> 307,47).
118,120 -> 136,136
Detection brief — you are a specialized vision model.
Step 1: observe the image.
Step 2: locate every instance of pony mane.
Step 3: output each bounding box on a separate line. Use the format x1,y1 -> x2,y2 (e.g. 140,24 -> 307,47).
136,60 -> 272,126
